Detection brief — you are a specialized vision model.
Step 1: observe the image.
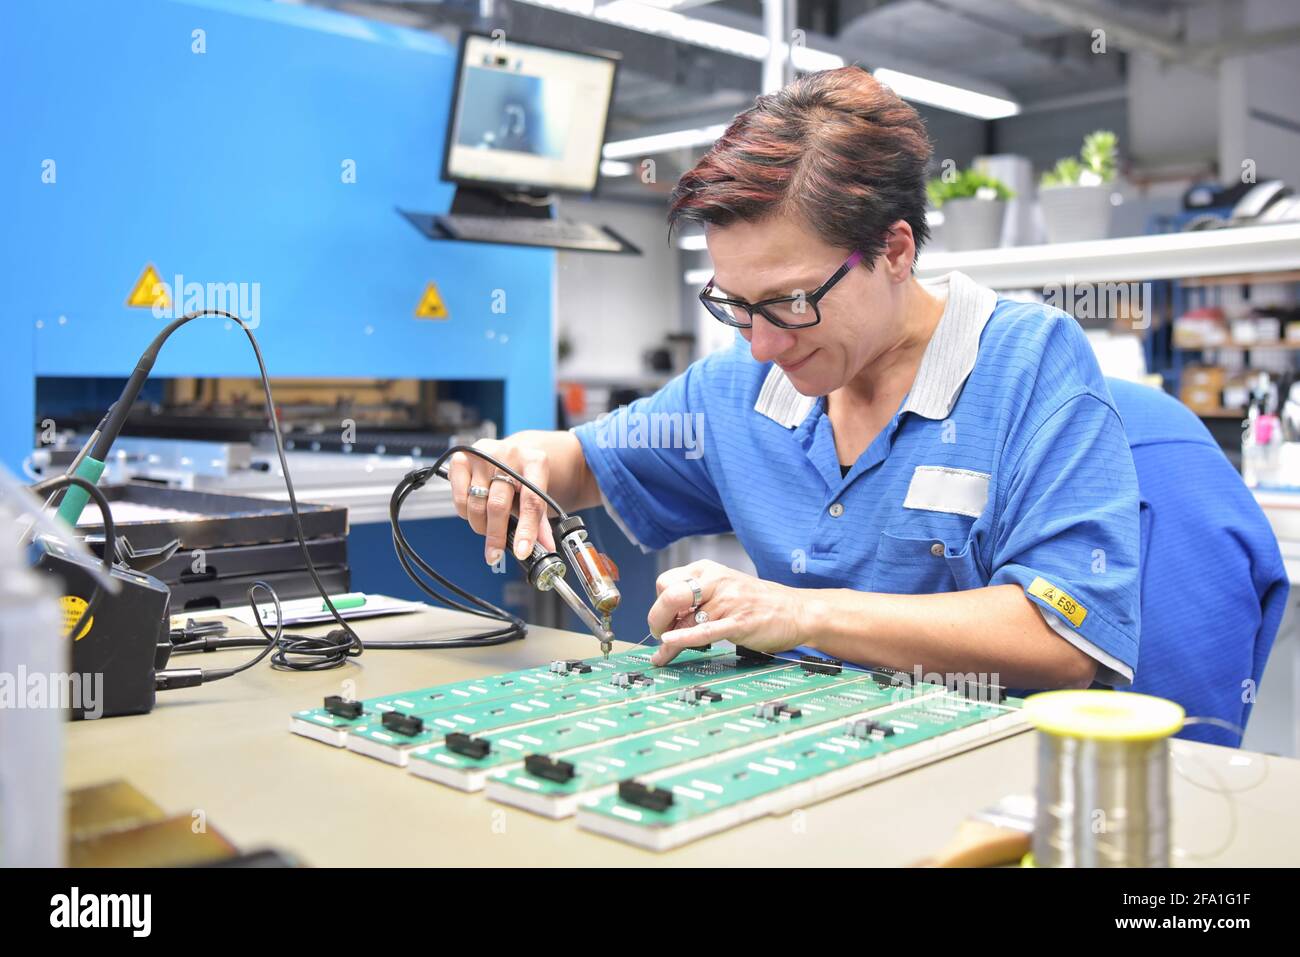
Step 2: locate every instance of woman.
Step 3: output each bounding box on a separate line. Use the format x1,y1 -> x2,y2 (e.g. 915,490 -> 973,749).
449,66 -> 1140,691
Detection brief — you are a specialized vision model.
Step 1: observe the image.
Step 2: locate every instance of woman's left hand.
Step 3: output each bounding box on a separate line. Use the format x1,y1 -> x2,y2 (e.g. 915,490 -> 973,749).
648,559 -> 807,666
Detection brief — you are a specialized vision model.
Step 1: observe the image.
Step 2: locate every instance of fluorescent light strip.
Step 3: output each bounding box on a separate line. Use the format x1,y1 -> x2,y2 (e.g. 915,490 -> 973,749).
872,68 -> 1020,120
507,0 -> 1016,124
600,159 -> 634,176
789,45 -> 845,72
603,123 -> 729,159
594,1 -> 768,58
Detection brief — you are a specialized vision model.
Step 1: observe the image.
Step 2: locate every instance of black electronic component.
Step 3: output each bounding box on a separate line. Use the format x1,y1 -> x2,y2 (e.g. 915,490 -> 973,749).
753,700 -> 804,721
800,654 -> 843,676
619,779 -> 674,812
381,710 -> 424,736
611,671 -> 651,689
550,659 -> 592,675
524,754 -> 576,783
751,700 -> 784,721
323,695 -> 363,719
957,680 -> 1007,704
847,718 -> 896,739
678,686 -> 723,705
445,732 -> 491,759
735,645 -> 775,663
872,668 -> 911,688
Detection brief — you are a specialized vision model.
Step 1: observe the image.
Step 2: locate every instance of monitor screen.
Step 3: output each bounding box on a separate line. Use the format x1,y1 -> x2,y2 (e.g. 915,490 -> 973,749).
444,33 -> 618,195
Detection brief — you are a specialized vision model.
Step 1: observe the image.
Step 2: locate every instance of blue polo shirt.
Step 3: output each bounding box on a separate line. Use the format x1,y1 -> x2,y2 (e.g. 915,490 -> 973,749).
572,272 -> 1142,684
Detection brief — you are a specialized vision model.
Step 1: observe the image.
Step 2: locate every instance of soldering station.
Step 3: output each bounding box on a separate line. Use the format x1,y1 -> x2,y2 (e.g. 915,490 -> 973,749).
3,0 -> 1299,918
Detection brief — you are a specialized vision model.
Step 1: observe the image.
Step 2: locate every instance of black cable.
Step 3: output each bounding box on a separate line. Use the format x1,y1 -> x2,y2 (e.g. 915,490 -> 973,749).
366,463 -> 528,649
105,309 -> 366,669
29,473 -> 117,641
192,581 -> 357,679
434,444 -> 569,519
69,308 -> 545,681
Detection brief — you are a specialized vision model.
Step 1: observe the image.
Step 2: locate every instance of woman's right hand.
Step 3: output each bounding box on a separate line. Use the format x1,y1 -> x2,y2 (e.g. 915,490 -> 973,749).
447,438 -> 558,566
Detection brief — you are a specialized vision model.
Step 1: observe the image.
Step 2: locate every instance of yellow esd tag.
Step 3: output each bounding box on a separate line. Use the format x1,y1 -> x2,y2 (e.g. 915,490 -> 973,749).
1028,577 -> 1087,628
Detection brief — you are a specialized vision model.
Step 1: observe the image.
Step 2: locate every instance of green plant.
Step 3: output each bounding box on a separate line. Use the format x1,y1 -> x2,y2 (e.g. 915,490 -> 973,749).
1042,130 -> 1118,188
926,167 -> 1014,207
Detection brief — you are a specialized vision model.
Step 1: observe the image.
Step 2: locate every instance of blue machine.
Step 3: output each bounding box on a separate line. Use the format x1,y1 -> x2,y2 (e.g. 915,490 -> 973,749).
3,0 -> 566,607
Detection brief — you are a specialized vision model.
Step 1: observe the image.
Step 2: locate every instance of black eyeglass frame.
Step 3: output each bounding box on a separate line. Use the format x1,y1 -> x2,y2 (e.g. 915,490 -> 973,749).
698,249 -> 866,330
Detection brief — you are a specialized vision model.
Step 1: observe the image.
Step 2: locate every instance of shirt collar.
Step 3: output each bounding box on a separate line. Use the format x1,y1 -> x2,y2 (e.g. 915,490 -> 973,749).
753,270 -> 998,428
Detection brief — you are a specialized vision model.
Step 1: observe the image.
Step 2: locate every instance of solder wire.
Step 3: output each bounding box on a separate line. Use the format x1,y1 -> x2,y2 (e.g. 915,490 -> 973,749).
1028,696 -> 1266,868
1034,731 -> 1171,868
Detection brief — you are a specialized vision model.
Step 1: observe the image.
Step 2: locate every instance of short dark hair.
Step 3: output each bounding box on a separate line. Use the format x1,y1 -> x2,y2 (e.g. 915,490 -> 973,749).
668,66 -> 933,266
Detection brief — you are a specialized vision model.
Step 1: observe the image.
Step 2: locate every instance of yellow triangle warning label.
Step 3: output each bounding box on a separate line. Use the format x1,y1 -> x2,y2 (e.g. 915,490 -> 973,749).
126,263 -> 170,309
414,282 -> 448,320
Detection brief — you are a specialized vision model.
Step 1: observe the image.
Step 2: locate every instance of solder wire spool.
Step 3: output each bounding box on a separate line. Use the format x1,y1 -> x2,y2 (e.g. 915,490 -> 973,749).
1023,690 -> 1185,867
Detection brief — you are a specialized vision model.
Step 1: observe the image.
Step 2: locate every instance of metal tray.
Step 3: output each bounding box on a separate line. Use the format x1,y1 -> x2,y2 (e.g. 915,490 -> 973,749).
75,484 -> 348,551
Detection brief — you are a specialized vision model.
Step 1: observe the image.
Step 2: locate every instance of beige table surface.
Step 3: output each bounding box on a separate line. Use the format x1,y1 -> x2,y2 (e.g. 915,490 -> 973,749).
66,606 -> 1300,866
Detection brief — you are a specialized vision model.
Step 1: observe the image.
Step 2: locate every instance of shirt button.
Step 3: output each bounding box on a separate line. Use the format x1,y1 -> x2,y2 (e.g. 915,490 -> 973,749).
828,503 -> 845,518
930,542 -> 945,557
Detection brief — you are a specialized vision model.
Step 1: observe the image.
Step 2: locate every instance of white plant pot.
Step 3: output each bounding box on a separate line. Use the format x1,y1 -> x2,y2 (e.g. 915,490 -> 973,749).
940,197 -> 1006,251
1039,183 -> 1113,243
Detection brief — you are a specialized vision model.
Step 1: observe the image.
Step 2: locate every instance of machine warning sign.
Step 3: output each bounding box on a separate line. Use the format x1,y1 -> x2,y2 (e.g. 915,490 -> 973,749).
60,595 -> 94,640
126,263 -> 171,309
414,282 -> 449,320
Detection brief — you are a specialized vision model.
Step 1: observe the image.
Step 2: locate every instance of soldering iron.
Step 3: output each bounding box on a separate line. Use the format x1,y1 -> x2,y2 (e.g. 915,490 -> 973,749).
401,451 -> 622,656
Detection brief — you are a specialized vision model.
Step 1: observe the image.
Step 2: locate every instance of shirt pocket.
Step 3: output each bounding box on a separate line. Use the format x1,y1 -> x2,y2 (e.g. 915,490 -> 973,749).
868,530 -> 987,595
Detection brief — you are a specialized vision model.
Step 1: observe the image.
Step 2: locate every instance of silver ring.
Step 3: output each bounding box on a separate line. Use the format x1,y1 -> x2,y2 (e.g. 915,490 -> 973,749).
694,609 -> 709,624
468,484 -> 490,499
685,576 -> 703,609
490,472 -> 519,489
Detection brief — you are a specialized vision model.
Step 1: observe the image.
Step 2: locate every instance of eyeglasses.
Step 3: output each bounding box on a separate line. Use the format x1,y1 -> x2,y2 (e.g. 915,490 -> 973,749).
699,250 -> 865,330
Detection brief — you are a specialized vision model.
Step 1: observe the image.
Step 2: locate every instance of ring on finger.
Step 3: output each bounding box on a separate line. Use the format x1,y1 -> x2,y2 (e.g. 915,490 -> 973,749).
468,484 -> 490,499
490,472 -> 519,489
685,576 -> 703,610
694,609 -> 709,624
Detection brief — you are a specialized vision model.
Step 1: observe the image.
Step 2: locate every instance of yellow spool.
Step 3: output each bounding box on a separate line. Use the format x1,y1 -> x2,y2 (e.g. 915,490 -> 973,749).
1024,690 -> 1185,741
1023,690 -> 1184,868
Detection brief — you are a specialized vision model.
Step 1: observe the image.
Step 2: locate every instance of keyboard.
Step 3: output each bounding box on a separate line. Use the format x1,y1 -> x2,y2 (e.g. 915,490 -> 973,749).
435,214 -> 624,252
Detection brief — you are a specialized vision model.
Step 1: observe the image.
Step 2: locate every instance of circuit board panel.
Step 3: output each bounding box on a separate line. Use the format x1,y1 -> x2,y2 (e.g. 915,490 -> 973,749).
577,690 -> 1025,850
410,663 -> 865,792
478,671 -> 935,816
289,646 -> 725,746
287,643 -> 1027,851
344,647 -> 781,765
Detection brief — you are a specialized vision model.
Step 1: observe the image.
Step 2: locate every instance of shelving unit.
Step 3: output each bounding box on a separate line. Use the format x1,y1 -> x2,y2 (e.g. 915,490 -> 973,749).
918,222 -> 1300,420
916,222 -> 1300,289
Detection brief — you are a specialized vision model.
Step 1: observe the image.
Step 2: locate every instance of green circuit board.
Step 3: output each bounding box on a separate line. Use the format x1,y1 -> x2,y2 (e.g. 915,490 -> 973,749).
289,646 -> 701,745
482,670 -> 938,815
345,646 -> 783,763
287,642 -> 1028,851
577,689 -> 1025,850
408,662 -> 873,790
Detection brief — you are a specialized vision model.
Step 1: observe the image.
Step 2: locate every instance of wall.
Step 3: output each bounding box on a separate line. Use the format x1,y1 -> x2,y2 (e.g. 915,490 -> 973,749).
1219,0 -> 1300,187
553,195 -> 684,383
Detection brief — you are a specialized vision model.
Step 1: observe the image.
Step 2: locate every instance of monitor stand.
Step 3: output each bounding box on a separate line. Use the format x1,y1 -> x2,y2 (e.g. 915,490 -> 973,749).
447,184 -> 553,220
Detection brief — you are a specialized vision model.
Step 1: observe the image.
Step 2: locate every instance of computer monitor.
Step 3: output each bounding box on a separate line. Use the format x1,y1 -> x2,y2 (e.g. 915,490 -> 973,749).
442,32 -> 620,196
